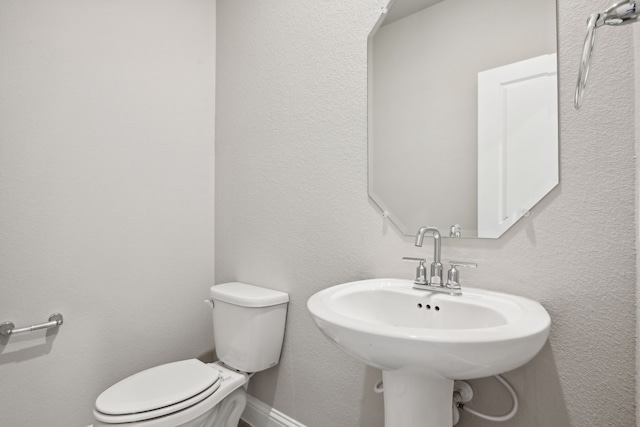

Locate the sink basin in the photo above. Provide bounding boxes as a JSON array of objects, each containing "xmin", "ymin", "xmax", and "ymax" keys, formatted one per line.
[
  {"xmin": 307, "ymin": 278, "xmax": 550, "ymax": 379},
  {"xmin": 307, "ymin": 279, "xmax": 550, "ymax": 426}
]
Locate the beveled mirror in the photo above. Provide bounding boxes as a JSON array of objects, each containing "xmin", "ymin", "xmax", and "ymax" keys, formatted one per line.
[{"xmin": 368, "ymin": 0, "xmax": 559, "ymax": 238}]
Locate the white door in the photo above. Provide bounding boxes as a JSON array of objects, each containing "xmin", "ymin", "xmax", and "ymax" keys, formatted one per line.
[{"xmin": 477, "ymin": 54, "xmax": 558, "ymax": 238}]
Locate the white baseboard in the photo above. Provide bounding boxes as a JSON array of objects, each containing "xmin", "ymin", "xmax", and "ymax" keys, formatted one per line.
[{"xmin": 241, "ymin": 394, "xmax": 307, "ymax": 427}]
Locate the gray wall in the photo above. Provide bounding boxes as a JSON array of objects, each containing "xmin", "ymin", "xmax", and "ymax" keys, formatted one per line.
[
  {"xmin": 0, "ymin": 1, "xmax": 216, "ymax": 426},
  {"xmin": 216, "ymin": 1, "xmax": 636, "ymax": 426}
]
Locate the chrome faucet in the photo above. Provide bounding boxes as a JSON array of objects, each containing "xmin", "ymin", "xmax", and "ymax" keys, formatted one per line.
[
  {"xmin": 415, "ymin": 226, "xmax": 443, "ymax": 286},
  {"xmin": 403, "ymin": 226, "xmax": 477, "ymax": 295},
  {"xmin": 402, "ymin": 226, "xmax": 444, "ymax": 290}
]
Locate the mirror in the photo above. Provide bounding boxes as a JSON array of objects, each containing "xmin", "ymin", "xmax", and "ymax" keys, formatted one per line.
[{"xmin": 368, "ymin": 0, "xmax": 559, "ymax": 238}]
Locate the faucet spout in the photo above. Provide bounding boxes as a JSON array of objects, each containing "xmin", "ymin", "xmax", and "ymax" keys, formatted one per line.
[
  {"xmin": 415, "ymin": 226, "xmax": 441, "ymax": 263},
  {"xmin": 414, "ymin": 227, "xmax": 443, "ymax": 286}
]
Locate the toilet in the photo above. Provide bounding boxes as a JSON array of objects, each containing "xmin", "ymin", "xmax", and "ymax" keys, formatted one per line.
[{"xmin": 92, "ymin": 282, "xmax": 289, "ymax": 427}]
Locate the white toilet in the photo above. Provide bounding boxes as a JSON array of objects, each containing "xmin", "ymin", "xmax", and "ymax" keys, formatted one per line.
[{"xmin": 92, "ymin": 282, "xmax": 289, "ymax": 427}]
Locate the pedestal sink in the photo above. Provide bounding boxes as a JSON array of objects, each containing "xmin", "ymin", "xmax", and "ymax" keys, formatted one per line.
[{"xmin": 307, "ymin": 279, "xmax": 550, "ymax": 426}]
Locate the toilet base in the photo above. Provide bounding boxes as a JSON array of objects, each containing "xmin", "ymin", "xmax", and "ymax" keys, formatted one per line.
[{"xmin": 177, "ymin": 387, "xmax": 246, "ymax": 427}]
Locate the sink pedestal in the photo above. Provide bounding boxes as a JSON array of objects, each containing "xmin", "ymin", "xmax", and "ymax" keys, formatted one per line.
[{"xmin": 382, "ymin": 370, "xmax": 453, "ymax": 426}]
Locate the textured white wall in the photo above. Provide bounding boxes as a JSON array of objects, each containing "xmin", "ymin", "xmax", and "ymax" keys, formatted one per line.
[
  {"xmin": 216, "ymin": 1, "xmax": 636, "ymax": 426},
  {"xmin": 633, "ymin": 19, "xmax": 640, "ymax": 426},
  {"xmin": 0, "ymin": 1, "xmax": 216, "ymax": 426}
]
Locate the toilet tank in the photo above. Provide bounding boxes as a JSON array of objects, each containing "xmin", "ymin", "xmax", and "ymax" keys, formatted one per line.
[{"xmin": 210, "ymin": 282, "xmax": 289, "ymax": 373}]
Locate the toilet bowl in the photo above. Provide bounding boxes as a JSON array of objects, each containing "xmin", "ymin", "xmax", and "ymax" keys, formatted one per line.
[
  {"xmin": 92, "ymin": 283, "xmax": 289, "ymax": 427},
  {"xmin": 93, "ymin": 360, "xmax": 246, "ymax": 427}
]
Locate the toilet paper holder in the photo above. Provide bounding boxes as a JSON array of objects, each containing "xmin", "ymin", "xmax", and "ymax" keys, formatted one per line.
[{"xmin": 0, "ymin": 313, "xmax": 64, "ymax": 337}]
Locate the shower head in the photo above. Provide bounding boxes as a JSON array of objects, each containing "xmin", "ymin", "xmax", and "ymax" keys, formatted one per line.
[{"xmin": 598, "ymin": 0, "xmax": 638, "ymax": 26}]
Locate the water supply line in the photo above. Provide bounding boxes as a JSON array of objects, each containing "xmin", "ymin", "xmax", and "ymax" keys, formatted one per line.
[{"xmin": 457, "ymin": 375, "xmax": 519, "ymax": 423}]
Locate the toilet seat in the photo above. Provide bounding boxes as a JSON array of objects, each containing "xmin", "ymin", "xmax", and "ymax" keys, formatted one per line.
[{"xmin": 94, "ymin": 359, "xmax": 221, "ymax": 424}]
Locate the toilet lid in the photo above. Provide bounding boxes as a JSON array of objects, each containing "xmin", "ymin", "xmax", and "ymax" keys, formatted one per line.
[{"xmin": 95, "ymin": 359, "xmax": 221, "ymax": 421}]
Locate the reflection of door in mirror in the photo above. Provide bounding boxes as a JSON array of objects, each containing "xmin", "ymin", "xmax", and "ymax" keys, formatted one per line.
[
  {"xmin": 477, "ymin": 54, "xmax": 558, "ymax": 238},
  {"xmin": 368, "ymin": 0, "xmax": 558, "ymax": 238}
]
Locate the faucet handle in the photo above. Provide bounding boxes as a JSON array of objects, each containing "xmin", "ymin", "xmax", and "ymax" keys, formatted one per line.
[
  {"xmin": 446, "ymin": 261, "xmax": 477, "ymax": 290},
  {"xmin": 402, "ymin": 257, "xmax": 427, "ymax": 285},
  {"xmin": 449, "ymin": 261, "xmax": 477, "ymax": 269}
]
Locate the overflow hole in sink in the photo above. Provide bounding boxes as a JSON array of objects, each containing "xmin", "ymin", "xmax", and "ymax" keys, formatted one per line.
[
  {"xmin": 426, "ymin": 305, "xmax": 431, "ymax": 310},
  {"xmin": 417, "ymin": 303, "xmax": 422, "ymax": 308},
  {"xmin": 435, "ymin": 306, "xmax": 440, "ymax": 311}
]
